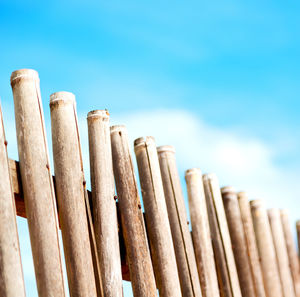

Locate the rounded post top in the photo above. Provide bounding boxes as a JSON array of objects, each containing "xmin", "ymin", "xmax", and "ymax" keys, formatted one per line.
[
  {"xmin": 250, "ymin": 199, "xmax": 264, "ymax": 209},
  {"xmin": 87, "ymin": 109, "xmax": 110, "ymax": 120},
  {"xmin": 267, "ymin": 208, "xmax": 280, "ymax": 218},
  {"xmin": 296, "ymin": 220, "xmax": 300, "ymax": 228},
  {"xmin": 202, "ymin": 172, "xmax": 217, "ymax": 182},
  {"xmin": 110, "ymin": 125, "xmax": 127, "ymax": 134},
  {"xmin": 221, "ymin": 186, "xmax": 236, "ymax": 194},
  {"xmin": 134, "ymin": 136, "xmax": 155, "ymax": 147},
  {"xmin": 157, "ymin": 145, "xmax": 175, "ymax": 154},
  {"xmin": 50, "ymin": 91, "xmax": 75, "ymax": 105},
  {"xmin": 10, "ymin": 69, "xmax": 39, "ymax": 85},
  {"xmin": 185, "ymin": 168, "xmax": 202, "ymax": 177}
]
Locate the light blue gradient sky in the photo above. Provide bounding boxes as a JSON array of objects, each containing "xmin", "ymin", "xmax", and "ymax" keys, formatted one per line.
[{"xmin": 1, "ymin": 1, "xmax": 300, "ymax": 296}]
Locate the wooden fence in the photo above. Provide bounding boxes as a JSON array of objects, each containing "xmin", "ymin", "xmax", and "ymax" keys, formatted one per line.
[{"xmin": 0, "ymin": 68, "xmax": 300, "ymax": 297}]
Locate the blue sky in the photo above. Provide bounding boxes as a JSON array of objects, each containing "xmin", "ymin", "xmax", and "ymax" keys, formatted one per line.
[{"xmin": 1, "ymin": 1, "xmax": 300, "ymax": 296}]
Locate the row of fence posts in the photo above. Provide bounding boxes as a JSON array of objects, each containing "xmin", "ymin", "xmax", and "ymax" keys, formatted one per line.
[{"xmin": 0, "ymin": 68, "xmax": 300, "ymax": 297}]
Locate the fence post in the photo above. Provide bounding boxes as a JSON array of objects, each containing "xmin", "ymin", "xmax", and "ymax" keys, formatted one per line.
[
  {"xmin": 185, "ymin": 168, "xmax": 219, "ymax": 297},
  {"xmin": 268, "ymin": 209, "xmax": 295, "ymax": 297},
  {"xmin": 11, "ymin": 69, "xmax": 65, "ymax": 297},
  {"xmin": 237, "ymin": 192, "xmax": 266, "ymax": 297},
  {"xmin": 134, "ymin": 136, "xmax": 181, "ymax": 297},
  {"xmin": 110, "ymin": 125, "xmax": 157, "ymax": 297},
  {"xmin": 202, "ymin": 174, "xmax": 241, "ymax": 297},
  {"xmin": 50, "ymin": 92, "xmax": 97, "ymax": 297},
  {"xmin": 0, "ymin": 104, "xmax": 26, "ymax": 297},
  {"xmin": 250, "ymin": 200, "xmax": 283, "ymax": 297},
  {"xmin": 157, "ymin": 145, "xmax": 202, "ymax": 297},
  {"xmin": 87, "ymin": 110, "xmax": 123, "ymax": 297},
  {"xmin": 221, "ymin": 187, "xmax": 256, "ymax": 297}
]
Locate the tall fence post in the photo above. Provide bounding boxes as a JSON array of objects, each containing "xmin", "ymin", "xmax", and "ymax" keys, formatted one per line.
[
  {"xmin": 185, "ymin": 168, "xmax": 219, "ymax": 297},
  {"xmin": 157, "ymin": 145, "xmax": 202, "ymax": 297},
  {"xmin": 134, "ymin": 136, "xmax": 181, "ymax": 297},
  {"xmin": 0, "ymin": 104, "xmax": 26, "ymax": 297},
  {"xmin": 250, "ymin": 200, "xmax": 283, "ymax": 297},
  {"xmin": 11, "ymin": 69, "xmax": 65, "ymax": 297},
  {"xmin": 50, "ymin": 92, "xmax": 97, "ymax": 297},
  {"xmin": 110, "ymin": 125, "xmax": 157, "ymax": 297},
  {"xmin": 221, "ymin": 187, "xmax": 256, "ymax": 297},
  {"xmin": 87, "ymin": 110, "xmax": 123, "ymax": 297},
  {"xmin": 297, "ymin": 221, "xmax": 300, "ymax": 259},
  {"xmin": 268, "ymin": 209, "xmax": 295, "ymax": 297},
  {"xmin": 237, "ymin": 192, "xmax": 266, "ymax": 297}
]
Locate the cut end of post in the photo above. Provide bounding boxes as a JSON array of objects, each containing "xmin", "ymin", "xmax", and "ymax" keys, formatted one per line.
[
  {"xmin": 221, "ymin": 186, "xmax": 236, "ymax": 194},
  {"xmin": 279, "ymin": 209, "xmax": 288, "ymax": 217},
  {"xmin": 134, "ymin": 136, "xmax": 155, "ymax": 149},
  {"xmin": 157, "ymin": 145, "xmax": 175, "ymax": 154},
  {"xmin": 50, "ymin": 91, "xmax": 75, "ymax": 105},
  {"xmin": 87, "ymin": 109, "xmax": 110, "ymax": 120},
  {"xmin": 185, "ymin": 168, "xmax": 202, "ymax": 177},
  {"xmin": 110, "ymin": 125, "xmax": 127, "ymax": 134},
  {"xmin": 202, "ymin": 172, "xmax": 217, "ymax": 183},
  {"xmin": 250, "ymin": 199, "xmax": 264, "ymax": 210},
  {"xmin": 296, "ymin": 220, "xmax": 300, "ymax": 229},
  {"xmin": 237, "ymin": 191, "xmax": 248, "ymax": 201},
  {"xmin": 267, "ymin": 208, "xmax": 279, "ymax": 219},
  {"xmin": 10, "ymin": 69, "xmax": 39, "ymax": 86}
]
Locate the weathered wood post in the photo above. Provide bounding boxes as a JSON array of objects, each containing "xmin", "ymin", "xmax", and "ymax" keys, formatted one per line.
[
  {"xmin": 297, "ymin": 221, "xmax": 300, "ymax": 258},
  {"xmin": 134, "ymin": 136, "xmax": 181, "ymax": 297},
  {"xmin": 250, "ymin": 200, "xmax": 283, "ymax": 297},
  {"xmin": 185, "ymin": 168, "xmax": 219, "ymax": 297},
  {"xmin": 221, "ymin": 187, "xmax": 256, "ymax": 297},
  {"xmin": 11, "ymin": 69, "xmax": 65, "ymax": 297},
  {"xmin": 110, "ymin": 125, "xmax": 157, "ymax": 297},
  {"xmin": 50, "ymin": 92, "xmax": 97, "ymax": 297},
  {"xmin": 87, "ymin": 110, "xmax": 123, "ymax": 297},
  {"xmin": 268, "ymin": 209, "xmax": 295, "ymax": 297},
  {"xmin": 202, "ymin": 174, "xmax": 242, "ymax": 297},
  {"xmin": 280, "ymin": 210, "xmax": 300, "ymax": 297},
  {"xmin": 157, "ymin": 145, "xmax": 202, "ymax": 297},
  {"xmin": 0, "ymin": 104, "xmax": 26, "ymax": 297},
  {"xmin": 237, "ymin": 192, "xmax": 266, "ymax": 297}
]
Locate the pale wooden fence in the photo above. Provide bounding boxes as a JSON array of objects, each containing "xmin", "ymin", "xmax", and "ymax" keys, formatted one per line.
[{"xmin": 1, "ymin": 68, "xmax": 300, "ymax": 297}]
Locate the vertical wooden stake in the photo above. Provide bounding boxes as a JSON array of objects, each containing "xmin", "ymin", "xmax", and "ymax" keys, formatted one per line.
[
  {"xmin": 157, "ymin": 146, "xmax": 202, "ymax": 297},
  {"xmin": 268, "ymin": 209, "xmax": 295, "ymax": 297},
  {"xmin": 202, "ymin": 174, "xmax": 242, "ymax": 297},
  {"xmin": 87, "ymin": 110, "xmax": 123, "ymax": 297},
  {"xmin": 297, "ymin": 221, "xmax": 300, "ymax": 259},
  {"xmin": 221, "ymin": 187, "xmax": 256, "ymax": 297},
  {"xmin": 11, "ymin": 69, "xmax": 65, "ymax": 297},
  {"xmin": 134, "ymin": 136, "xmax": 181, "ymax": 297},
  {"xmin": 237, "ymin": 192, "xmax": 266, "ymax": 297},
  {"xmin": 250, "ymin": 200, "xmax": 283, "ymax": 297},
  {"xmin": 0, "ymin": 104, "xmax": 26, "ymax": 297},
  {"xmin": 50, "ymin": 92, "xmax": 97, "ymax": 297},
  {"xmin": 110, "ymin": 125, "xmax": 157, "ymax": 297},
  {"xmin": 280, "ymin": 210, "xmax": 300, "ymax": 297},
  {"xmin": 185, "ymin": 168, "xmax": 219, "ymax": 297}
]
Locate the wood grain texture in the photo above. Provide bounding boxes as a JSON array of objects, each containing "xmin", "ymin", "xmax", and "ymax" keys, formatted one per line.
[
  {"xmin": 157, "ymin": 146, "xmax": 202, "ymax": 297},
  {"xmin": 87, "ymin": 110, "xmax": 123, "ymax": 297},
  {"xmin": 50, "ymin": 92, "xmax": 97, "ymax": 297},
  {"xmin": 221, "ymin": 187, "xmax": 256, "ymax": 297},
  {"xmin": 0, "ymin": 104, "xmax": 25, "ymax": 297},
  {"xmin": 250, "ymin": 200, "xmax": 283, "ymax": 297},
  {"xmin": 111, "ymin": 125, "xmax": 157, "ymax": 297},
  {"xmin": 280, "ymin": 210, "xmax": 300, "ymax": 297},
  {"xmin": 202, "ymin": 174, "xmax": 242, "ymax": 297},
  {"xmin": 11, "ymin": 69, "xmax": 65, "ymax": 297},
  {"xmin": 268, "ymin": 209, "xmax": 295, "ymax": 297},
  {"xmin": 237, "ymin": 192, "xmax": 266, "ymax": 297},
  {"xmin": 134, "ymin": 136, "xmax": 181, "ymax": 297},
  {"xmin": 185, "ymin": 168, "xmax": 219, "ymax": 297}
]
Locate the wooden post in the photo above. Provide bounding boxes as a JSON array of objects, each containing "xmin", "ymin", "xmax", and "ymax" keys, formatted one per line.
[
  {"xmin": 87, "ymin": 110, "xmax": 123, "ymax": 297},
  {"xmin": 11, "ymin": 69, "xmax": 65, "ymax": 297},
  {"xmin": 297, "ymin": 221, "xmax": 300, "ymax": 259},
  {"xmin": 281, "ymin": 210, "xmax": 300, "ymax": 297},
  {"xmin": 221, "ymin": 187, "xmax": 256, "ymax": 297},
  {"xmin": 50, "ymin": 92, "xmax": 97, "ymax": 297},
  {"xmin": 0, "ymin": 104, "xmax": 26, "ymax": 297},
  {"xmin": 237, "ymin": 192, "xmax": 266, "ymax": 297},
  {"xmin": 185, "ymin": 168, "xmax": 219, "ymax": 297},
  {"xmin": 250, "ymin": 200, "xmax": 283, "ymax": 297},
  {"xmin": 110, "ymin": 125, "xmax": 157, "ymax": 297},
  {"xmin": 202, "ymin": 174, "xmax": 242, "ymax": 297},
  {"xmin": 134, "ymin": 136, "xmax": 181, "ymax": 297},
  {"xmin": 157, "ymin": 146, "xmax": 202, "ymax": 297},
  {"xmin": 268, "ymin": 209, "xmax": 295, "ymax": 297}
]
